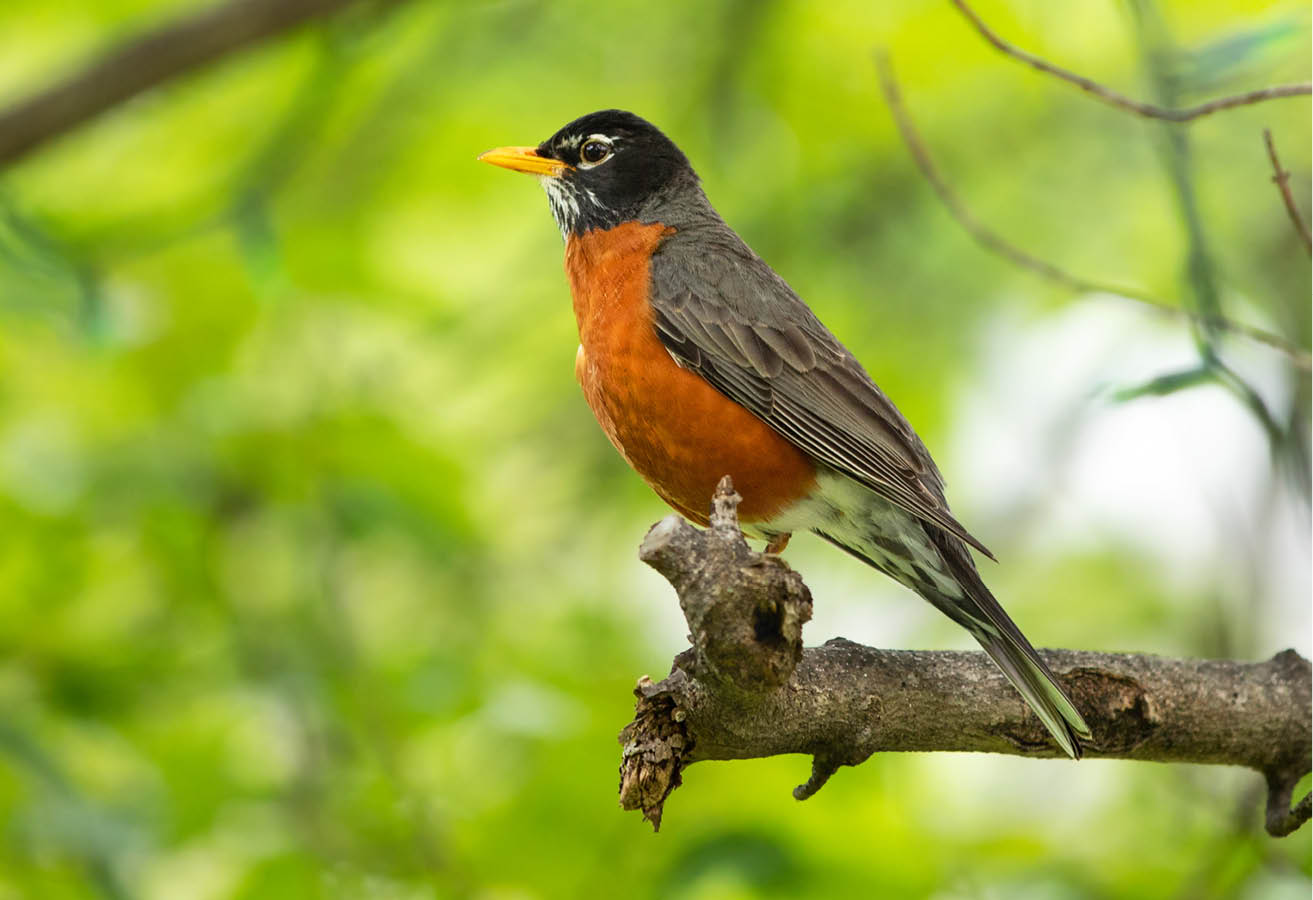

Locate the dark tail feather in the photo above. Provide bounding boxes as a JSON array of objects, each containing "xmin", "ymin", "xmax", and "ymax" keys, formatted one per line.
[
  {"xmin": 969, "ymin": 627, "xmax": 1091, "ymax": 759},
  {"xmin": 923, "ymin": 528, "xmax": 1092, "ymax": 759},
  {"xmin": 817, "ymin": 529, "xmax": 1092, "ymax": 759}
]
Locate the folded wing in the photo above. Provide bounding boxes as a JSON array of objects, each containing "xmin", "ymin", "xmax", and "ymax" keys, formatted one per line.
[{"xmin": 648, "ymin": 228, "xmax": 994, "ymax": 559}]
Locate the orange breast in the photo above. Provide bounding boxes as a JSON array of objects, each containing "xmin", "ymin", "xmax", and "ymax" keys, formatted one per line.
[{"xmin": 565, "ymin": 222, "xmax": 816, "ymax": 525}]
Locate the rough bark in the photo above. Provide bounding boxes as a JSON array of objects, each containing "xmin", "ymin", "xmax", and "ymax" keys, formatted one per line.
[{"xmin": 619, "ymin": 477, "xmax": 1312, "ymax": 837}]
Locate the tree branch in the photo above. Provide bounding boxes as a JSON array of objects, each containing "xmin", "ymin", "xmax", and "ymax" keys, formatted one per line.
[
  {"xmin": 0, "ymin": 0, "xmax": 404, "ymax": 169},
  {"xmin": 949, "ymin": 0, "xmax": 1311, "ymax": 123},
  {"xmin": 872, "ymin": 51, "xmax": 1312, "ymax": 372},
  {"xmin": 1262, "ymin": 128, "xmax": 1312, "ymax": 256},
  {"xmin": 618, "ymin": 477, "xmax": 1312, "ymax": 837}
]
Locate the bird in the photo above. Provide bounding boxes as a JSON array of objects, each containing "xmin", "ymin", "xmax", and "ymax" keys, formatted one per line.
[{"xmin": 479, "ymin": 109, "xmax": 1091, "ymax": 758}]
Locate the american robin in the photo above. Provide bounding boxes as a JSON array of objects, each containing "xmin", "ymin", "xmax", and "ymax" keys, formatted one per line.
[{"xmin": 479, "ymin": 109, "xmax": 1091, "ymax": 758}]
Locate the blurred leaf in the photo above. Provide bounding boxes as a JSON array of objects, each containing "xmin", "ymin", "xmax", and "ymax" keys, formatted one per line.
[
  {"xmin": 1112, "ymin": 364, "xmax": 1216, "ymax": 401},
  {"xmin": 1176, "ymin": 18, "xmax": 1308, "ymax": 95}
]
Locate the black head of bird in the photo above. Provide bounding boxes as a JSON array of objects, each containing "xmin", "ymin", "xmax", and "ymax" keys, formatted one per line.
[{"xmin": 479, "ymin": 109, "xmax": 697, "ymax": 237}]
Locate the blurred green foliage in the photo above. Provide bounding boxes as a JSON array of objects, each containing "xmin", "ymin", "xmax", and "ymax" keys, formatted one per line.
[{"xmin": 0, "ymin": 0, "xmax": 1309, "ymax": 897}]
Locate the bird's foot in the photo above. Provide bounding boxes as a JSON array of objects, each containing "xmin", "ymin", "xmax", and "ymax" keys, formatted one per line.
[{"xmin": 764, "ymin": 533, "xmax": 792, "ymax": 555}]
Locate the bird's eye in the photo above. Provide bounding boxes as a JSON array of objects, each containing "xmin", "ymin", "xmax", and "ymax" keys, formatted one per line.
[{"xmin": 579, "ymin": 137, "xmax": 613, "ymax": 166}]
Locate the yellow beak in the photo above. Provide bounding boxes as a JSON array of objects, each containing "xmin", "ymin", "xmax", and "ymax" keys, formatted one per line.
[{"xmin": 477, "ymin": 145, "xmax": 570, "ymax": 177}]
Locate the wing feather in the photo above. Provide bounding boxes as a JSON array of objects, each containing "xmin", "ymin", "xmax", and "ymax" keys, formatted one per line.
[{"xmin": 649, "ymin": 231, "xmax": 994, "ymax": 559}]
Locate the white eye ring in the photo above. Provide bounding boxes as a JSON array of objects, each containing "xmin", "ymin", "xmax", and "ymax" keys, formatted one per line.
[{"xmin": 577, "ymin": 134, "xmax": 614, "ymax": 168}]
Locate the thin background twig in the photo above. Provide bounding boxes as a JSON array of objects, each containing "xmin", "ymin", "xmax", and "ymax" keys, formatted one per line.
[
  {"xmin": 1262, "ymin": 128, "xmax": 1313, "ymax": 255},
  {"xmin": 949, "ymin": 0, "xmax": 1312, "ymax": 123},
  {"xmin": 872, "ymin": 51, "xmax": 1311, "ymax": 372}
]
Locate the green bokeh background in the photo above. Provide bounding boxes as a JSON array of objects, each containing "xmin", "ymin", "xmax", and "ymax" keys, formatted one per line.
[{"xmin": 0, "ymin": 1, "xmax": 1309, "ymax": 897}]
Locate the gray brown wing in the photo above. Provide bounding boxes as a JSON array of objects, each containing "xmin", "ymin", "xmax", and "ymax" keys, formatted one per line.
[{"xmin": 648, "ymin": 227, "xmax": 994, "ymax": 559}]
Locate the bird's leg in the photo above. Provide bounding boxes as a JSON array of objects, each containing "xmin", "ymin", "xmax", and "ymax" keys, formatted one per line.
[{"xmin": 764, "ymin": 533, "xmax": 792, "ymax": 555}]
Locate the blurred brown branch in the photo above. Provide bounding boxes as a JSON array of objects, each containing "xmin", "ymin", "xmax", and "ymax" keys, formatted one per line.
[
  {"xmin": 949, "ymin": 0, "xmax": 1312, "ymax": 123},
  {"xmin": 872, "ymin": 51, "xmax": 1312, "ymax": 372},
  {"xmin": 0, "ymin": 0, "xmax": 404, "ymax": 169},
  {"xmin": 1263, "ymin": 128, "xmax": 1312, "ymax": 256},
  {"xmin": 619, "ymin": 478, "xmax": 1312, "ymax": 837}
]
